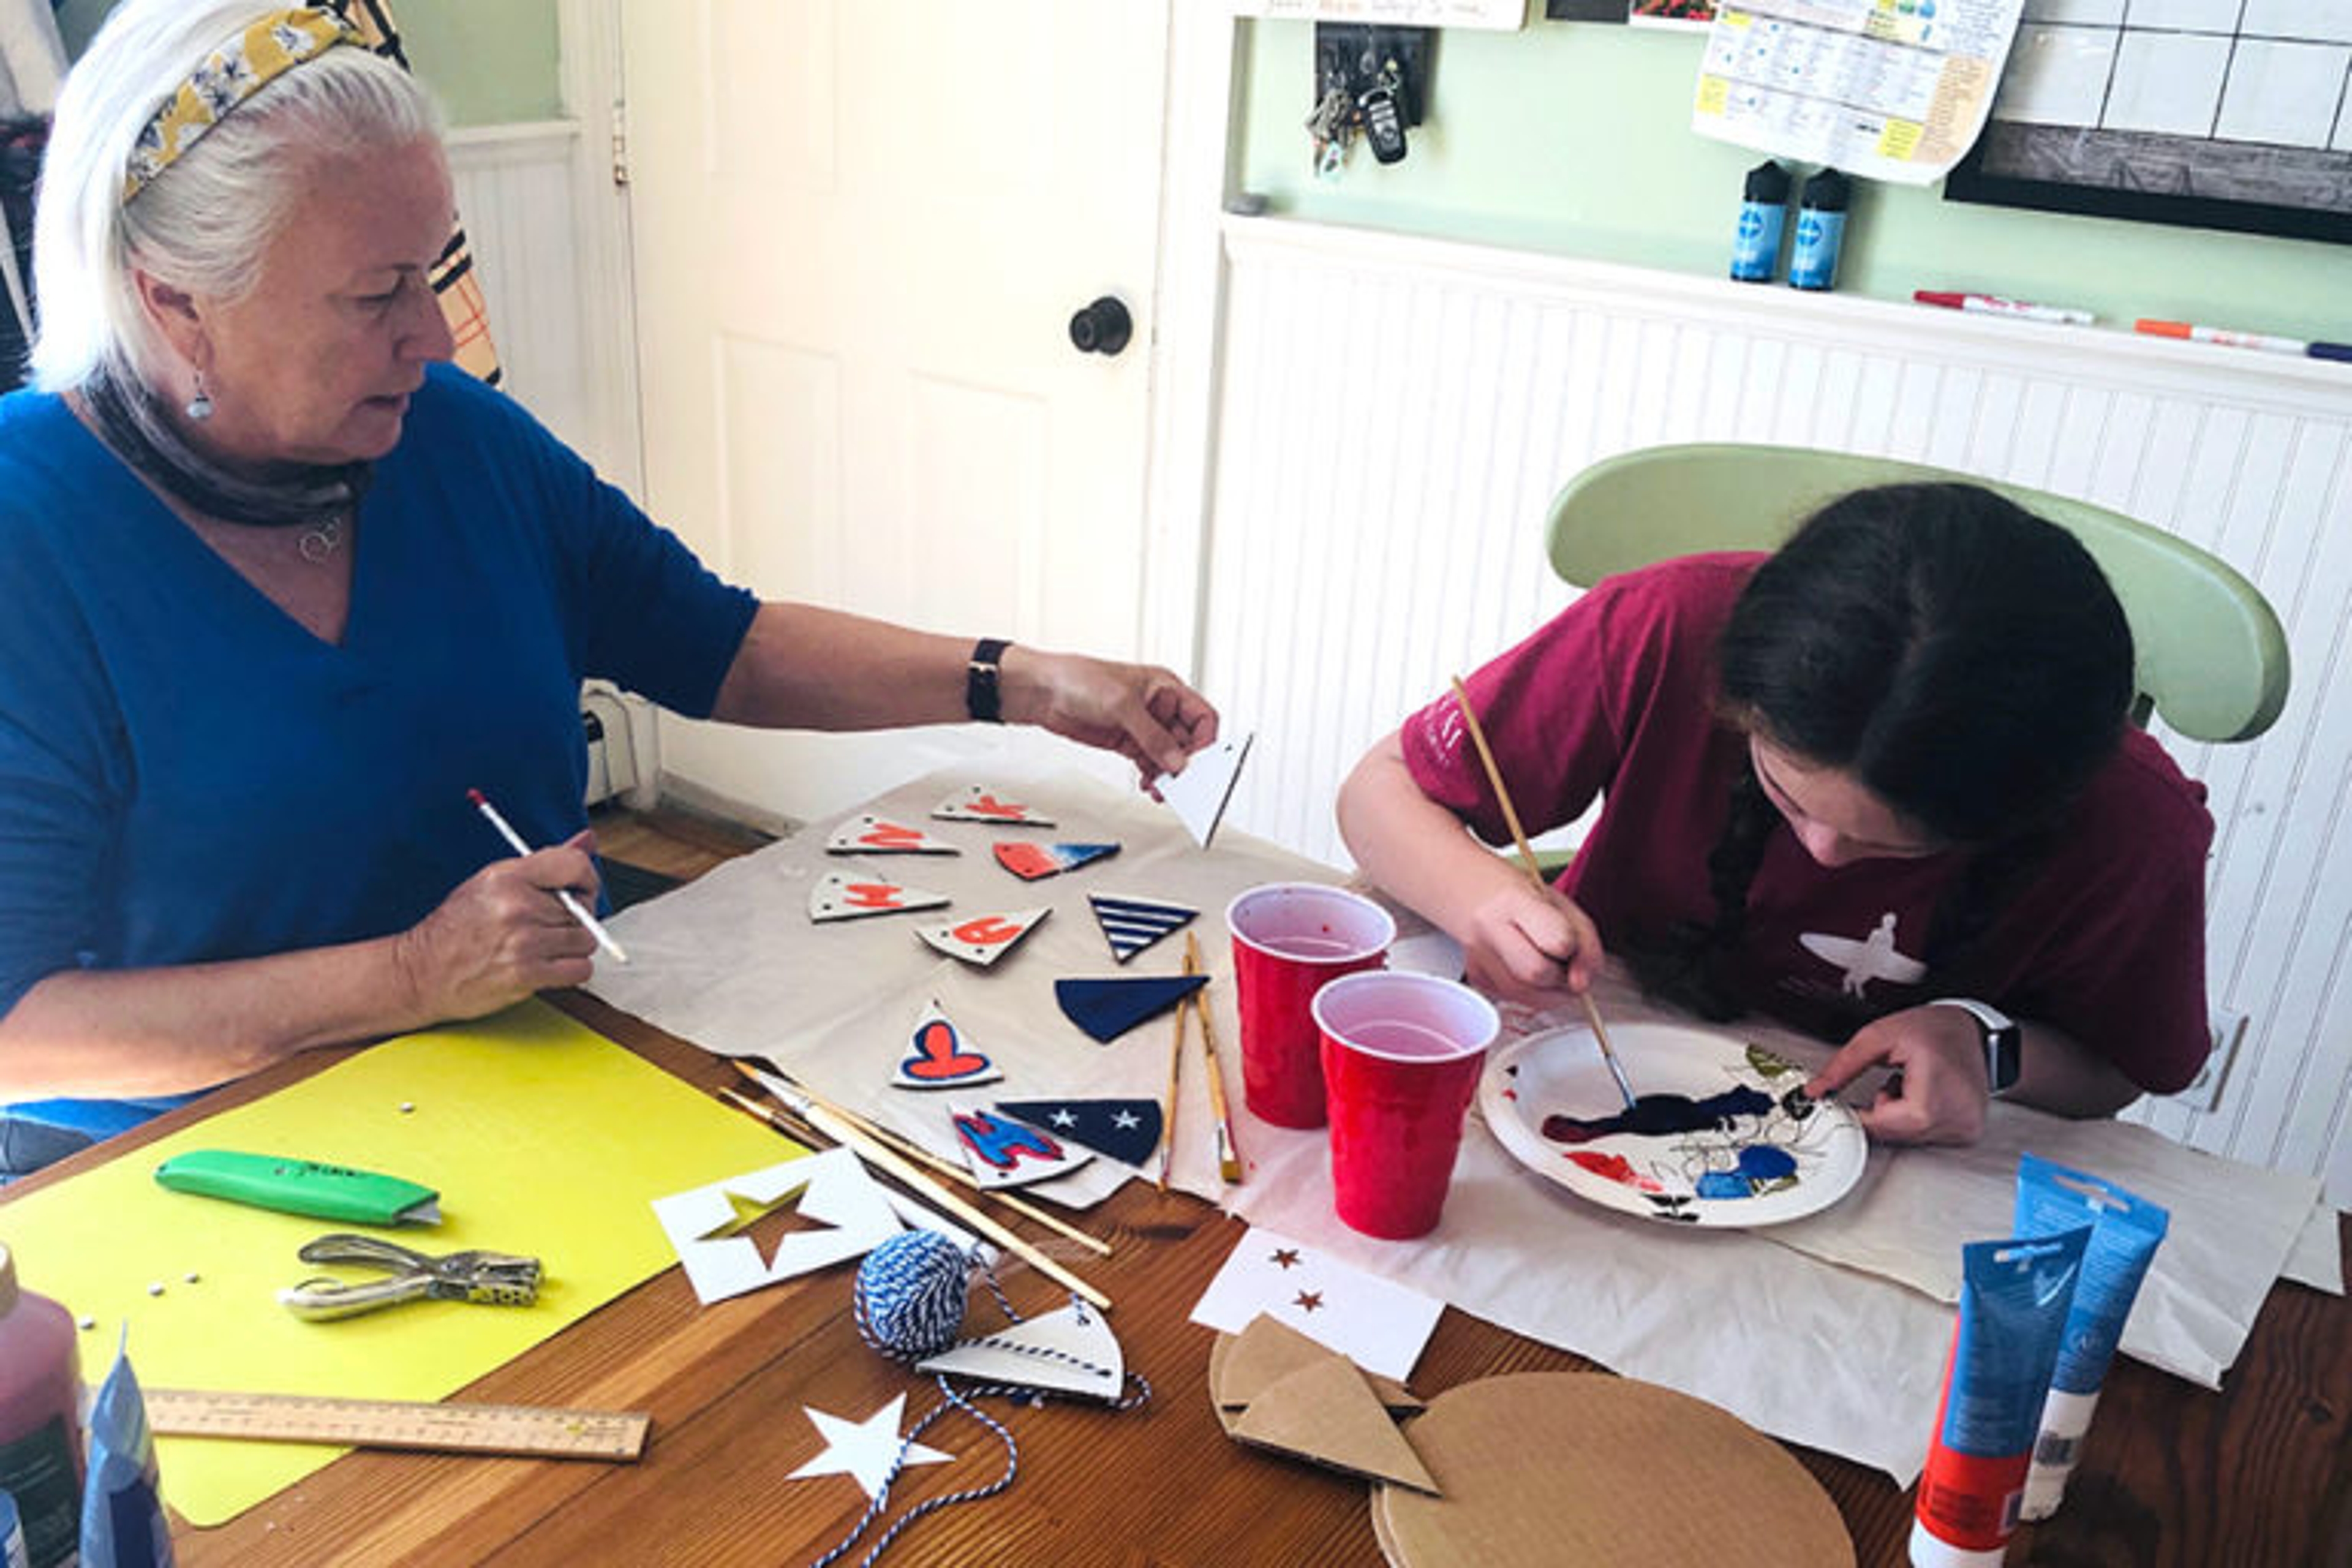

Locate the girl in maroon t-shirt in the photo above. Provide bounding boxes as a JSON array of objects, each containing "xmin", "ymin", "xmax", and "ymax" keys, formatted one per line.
[{"xmin": 1338, "ymin": 483, "xmax": 2213, "ymax": 1147}]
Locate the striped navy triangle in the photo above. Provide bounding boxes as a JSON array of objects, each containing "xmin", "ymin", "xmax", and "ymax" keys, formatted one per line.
[{"xmin": 1088, "ymin": 894, "xmax": 1199, "ymax": 963}]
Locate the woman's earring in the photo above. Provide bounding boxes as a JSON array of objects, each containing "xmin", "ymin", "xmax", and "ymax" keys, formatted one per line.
[{"xmin": 185, "ymin": 372, "xmax": 213, "ymax": 422}]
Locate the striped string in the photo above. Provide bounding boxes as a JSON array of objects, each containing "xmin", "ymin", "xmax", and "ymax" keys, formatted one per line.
[{"xmin": 812, "ymin": 1231, "xmax": 1152, "ymax": 1567}]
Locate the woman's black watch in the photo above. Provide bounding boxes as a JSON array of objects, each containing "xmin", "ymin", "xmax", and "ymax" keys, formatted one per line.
[{"xmin": 1930, "ymin": 998, "xmax": 2022, "ymax": 1097}]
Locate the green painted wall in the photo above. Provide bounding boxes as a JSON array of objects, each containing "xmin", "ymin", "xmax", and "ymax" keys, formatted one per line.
[
  {"xmin": 56, "ymin": 1, "xmax": 562, "ymax": 127},
  {"xmin": 1239, "ymin": 20, "xmax": 2348, "ymax": 346}
]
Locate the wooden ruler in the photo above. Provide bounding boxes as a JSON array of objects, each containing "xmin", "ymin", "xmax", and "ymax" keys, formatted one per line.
[{"xmin": 145, "ymin": 1388, "xmax": 650, "ymax": 1461}]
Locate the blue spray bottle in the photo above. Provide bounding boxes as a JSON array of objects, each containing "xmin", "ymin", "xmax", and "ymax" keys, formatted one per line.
[
  {"xmin": 1789, "ymin": 167, "xmax": 1851, "ymax": 292},
  {"xmin": 1729, "ymin": 159, "xmax": 1790, "ymax": 283}
]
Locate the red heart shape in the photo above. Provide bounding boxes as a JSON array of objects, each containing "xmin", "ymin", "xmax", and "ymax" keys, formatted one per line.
[{"xmin": 902, "ymin": 1019, "xmax": 990, "ymax": 1081}]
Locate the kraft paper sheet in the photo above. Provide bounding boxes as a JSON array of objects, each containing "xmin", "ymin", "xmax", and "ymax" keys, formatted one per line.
[{"xmin": 587, "ymin": 764, "xmax": 2339, "ymax": 1483}]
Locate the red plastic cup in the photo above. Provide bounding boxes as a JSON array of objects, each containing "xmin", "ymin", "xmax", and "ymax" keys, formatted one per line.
[
  {"xmin": 1313, "ymin": 971, "xmax": 1499, "ymax": 1240},
  {"xmin": 1226, "ymin": 883, "xmax": 1396, "ymax": 1129}
]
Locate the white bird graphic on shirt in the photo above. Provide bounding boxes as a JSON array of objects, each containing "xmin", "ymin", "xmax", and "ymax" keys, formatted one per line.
[{"xmin": 1799, "ymin": 911, "xmax": 1928, "ymax": 997}]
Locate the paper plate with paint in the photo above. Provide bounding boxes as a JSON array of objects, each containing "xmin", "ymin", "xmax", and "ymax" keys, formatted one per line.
[{"xmin": 1479, "ymin": 1024, "xmax": 1866, "ymax": 1227}]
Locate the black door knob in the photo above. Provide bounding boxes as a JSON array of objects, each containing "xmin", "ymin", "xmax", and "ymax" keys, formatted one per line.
[{"xmin": 1069, "ymin": 296, "xmax": 1133, "ymax": 356}]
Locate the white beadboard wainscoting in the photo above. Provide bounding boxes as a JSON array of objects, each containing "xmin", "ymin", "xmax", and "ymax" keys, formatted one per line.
[{"xmin": 1199, "ymin": 217, "xmax": 2352, "ymax": 1203}]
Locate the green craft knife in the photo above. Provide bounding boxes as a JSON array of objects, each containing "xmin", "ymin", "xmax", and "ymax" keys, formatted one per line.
[{"xmin": 153, "ymin": 1150, "xmax": 442, "ymax": 1226}]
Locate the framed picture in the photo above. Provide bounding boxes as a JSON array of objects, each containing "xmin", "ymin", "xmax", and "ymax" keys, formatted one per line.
[{"xmin": 1945, "ymin": 10, "xmax": 2352, "ymax": 245}]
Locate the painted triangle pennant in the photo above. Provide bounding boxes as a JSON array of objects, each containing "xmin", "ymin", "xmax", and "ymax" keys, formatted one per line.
[
  {"xmin": 808, "ymin": 871, "xmax": 952, "ymax": 924},
  {"xmin": 892, "ymin": 1001, "xmax": 1002, "ymax": 1091},
  {"xmin": 1055, "ymin": 974, "xmax": 1208, "ymax": 1043},
  {"xmin": 916, "ymin": 1300, "xmax": 1125, "ymax": 1400},
  {"xmin": 993, "ymin": 840, "xmax": 1120, "ymax": 881},
  {"xmin": 826, "ymin": 815, "xmax": 961, "ymax": 855},
  {"xmin": 932, "ymin": 787, "xmax": 1055, "ymax": 827},
  {"xmin": 916, "ymin": 907, "xmax": 1052, "ymax": 967},
  {"xmin": 1153, "ymin": 733, "xmax": 1252, "ymax": 849},
  {"xmin": 1087, "ymin": 894, "xmax": 1199, "ymax": 964},
  {"xmin": 995, "ymin": 1098, "xmax": 1164, "ymax": 1167},
  {"xmin": 949, "ymin": 1102, "xmax": 1094, "ymax": 1189}
]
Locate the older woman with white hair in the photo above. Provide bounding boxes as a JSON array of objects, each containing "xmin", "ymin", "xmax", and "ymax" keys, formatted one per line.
[{"xmin": 0, "ymin": 0, "xmax": 1217, "ymax": 1177}]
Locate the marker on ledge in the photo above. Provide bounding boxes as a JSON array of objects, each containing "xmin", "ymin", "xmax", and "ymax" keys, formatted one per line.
[
  {"xmin": 2135, "ymin": 319, "xmax": 2352, "ymax": 362},
  {"xmin": 1914, "ymin": 290, "xmax": 2094, "ymax": 325},
  {"xmin": 467, "ymin": 788, "xmax": 629, "ymax": 964}
]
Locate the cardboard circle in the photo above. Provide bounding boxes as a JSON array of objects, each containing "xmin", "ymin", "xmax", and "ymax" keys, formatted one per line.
[{"xmin": 1371, "ymin": 1373, "xmax": 1853, "ymax": 1568}]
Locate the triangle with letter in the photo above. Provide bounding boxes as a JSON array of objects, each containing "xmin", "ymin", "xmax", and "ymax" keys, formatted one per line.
[
  {"xmin": 916, "ymin": 907, "xmax": 1052, "ymax": 967},
  {"xmin": 933, "ymin": 786, "xmax": 1055, "ymax": 827},
  {"xmin": 826, "ymin": 815, "xmax": 960, "ymax": 855},
  {"xmin": 808, "ymin": 870, "xmax": 951, "ymax": 923},
  {"xmin": 1088, "ymin": 894, "xmax": 1199, "ymax": 964},
  {"xmin": 949, "ymin": 1103, "xmax": 1094, "ymax": 1189},
  {"xmin": 1055, "ymin": 974, "xmax": 1207, "ymax": 1043}
]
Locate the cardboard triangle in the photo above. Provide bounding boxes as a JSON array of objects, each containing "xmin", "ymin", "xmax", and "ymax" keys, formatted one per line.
[
  {"xmin": 916, "ymin": 1301, "xmax": 1124, "ymax": 1400},
  {"xmin": 826, "ymin": 815, "xmax": 960, "ymax": 855},
  {"xmin": 808, "ymin": 871, "xmax": 952, "ymax": 923},
  {"xmin": 932, "ymin": 787, "xmax": 1054, "ymax": 826},
  {"xmin": 994, "ymin": 1098, "xmax": 1164, "ymax": 1167},
  {"xmin": 1229, "ymin": 1354, "xmax": 1438, "ymax": 1494},
  {"xmin": 1087, "ymin": 894, "xmax": 1199, "ymax": 964},
  {"xmin": 949, "ymin": 1104, "xmax": 1094, "ymax": 1189},
  {"xmin": 916, "ymin": 908, "xmax": 1050, "ymax": 967},
  {"xmin": 1153, "ymin": 733, "xmax": 1251, "ymax": 848},
  {"xmin": 1215, "ymin": 1315, "xmax": 1422, "ymax": 1415},
  {"xmin": 891, "ymin": 1003, "xmax": 1001, "ymax": 1091},
  {"xmin": 1054, "ymin": 974, "xmax": 1207, "ymax": 1043},
  {"xmin": 993, "ymin": 841, "xmax": 1121, "ymax": 881}
]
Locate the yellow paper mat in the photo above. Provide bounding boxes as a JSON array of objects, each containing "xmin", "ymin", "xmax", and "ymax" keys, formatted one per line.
[{"xmin": 0, "ymin": 1000, "xmax": 797, "ymax": 1526}]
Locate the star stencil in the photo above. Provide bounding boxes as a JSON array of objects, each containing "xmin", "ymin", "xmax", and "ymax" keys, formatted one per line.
[{"xmin": 788, "ymin": 1395, "xmax": 951, "ymax": 1500}]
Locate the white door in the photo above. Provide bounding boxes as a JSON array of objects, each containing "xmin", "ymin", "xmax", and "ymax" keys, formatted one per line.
[{"xmin": 617, "ymin": 0, "xmax": 1174, "ymax": 824}]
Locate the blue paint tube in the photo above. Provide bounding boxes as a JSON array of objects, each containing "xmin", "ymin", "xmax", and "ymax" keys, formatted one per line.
[
  {"xmin": 78, "ymin": 1333, "xmax": 172, "ymax": 1568},
  {"xmin": 1910, "ymin": 1226, "xmax": 2089, "ymax": 1568},
  {"xmin": 2011, "ymin": 1153, "xmax": 2169, "ymax": 1521}
]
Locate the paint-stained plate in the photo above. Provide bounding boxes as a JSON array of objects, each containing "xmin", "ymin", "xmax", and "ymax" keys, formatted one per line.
[{"xmin": 1479, "ymin": 1023, "xmax": 1866, "ymax": 1227}]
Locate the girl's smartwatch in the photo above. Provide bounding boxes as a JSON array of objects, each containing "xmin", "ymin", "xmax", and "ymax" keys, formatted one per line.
[{"xmin": 1929, "ymin": 998, "xmax": 2022, "ymax": 1097}]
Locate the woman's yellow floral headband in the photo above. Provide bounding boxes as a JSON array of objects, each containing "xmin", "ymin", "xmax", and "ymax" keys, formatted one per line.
[{"xmin": 122, "ymin": 8, "xmax": 362, "ymax": 202}]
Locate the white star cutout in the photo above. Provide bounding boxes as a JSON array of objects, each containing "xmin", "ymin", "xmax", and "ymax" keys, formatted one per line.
[
  {"xmin": 1050, "ymin": 1109, "xmax": 1078, "ymax": 1127},
  {"xmin": 1111, "ymin": 1110, "xmax": 1140, "ymax": 1129},
  {"xmin": 788, "ymin": 1395, "xmax": 951, "ymax": 1499}
]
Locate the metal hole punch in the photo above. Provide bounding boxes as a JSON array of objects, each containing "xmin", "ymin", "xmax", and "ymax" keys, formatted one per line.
[{"xmin": 277, "ymin": 1234, "xmax": 543, "ymax": 1322}]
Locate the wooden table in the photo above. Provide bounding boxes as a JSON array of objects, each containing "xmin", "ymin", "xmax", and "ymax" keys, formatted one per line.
[{"xmin": 6, "ymin": 989, "xmax": 2342, "ymax": 1568}]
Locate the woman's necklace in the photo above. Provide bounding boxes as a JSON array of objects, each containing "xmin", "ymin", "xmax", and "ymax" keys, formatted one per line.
[{"xmin": 296, "ymin": 513, "xmax": 344, "ymax": 565}]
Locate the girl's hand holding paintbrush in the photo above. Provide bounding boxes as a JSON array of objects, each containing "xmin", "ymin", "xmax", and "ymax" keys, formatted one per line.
[
  {"xmin": 1458, "ymin": 875, "xmax": 1608, "ymax": 1008},
  {"xmin": 1339, "ymin": 728, "xmax": 1608, "ymax": 1009}
]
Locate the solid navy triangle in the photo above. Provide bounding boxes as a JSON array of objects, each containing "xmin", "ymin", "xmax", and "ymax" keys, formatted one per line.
[
  {"xmin": 995, "ymin": 1098, "xmax": 1164, "ymax": 1167},
  {"xmin": 1054, "ymin": 974, "xmax": 1208, "ymax": 1043},
  {"xmin": 1087, "ymin": 894, "xmax": 1199, "ymax": 964}
]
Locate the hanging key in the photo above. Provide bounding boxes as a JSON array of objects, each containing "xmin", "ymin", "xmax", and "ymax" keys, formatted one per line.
[{"xmin": 1360, "ymin": 58, "xmax": 1408, "ymax": 165}]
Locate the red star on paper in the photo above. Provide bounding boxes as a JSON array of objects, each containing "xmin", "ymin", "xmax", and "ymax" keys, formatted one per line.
[
  {"xmin": 1294, "ymin": 1290, "xmax": 1324, "ymax": 1313},
  {"xmin": 1270, "ymin": 1248, "xmax": 1302, "ymax": 1270}
]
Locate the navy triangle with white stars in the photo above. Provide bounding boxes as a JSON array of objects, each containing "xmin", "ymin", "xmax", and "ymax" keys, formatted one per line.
[
  {"xmin": 995, "ymin": 1098, "xmax": 1164, "ymax": 1167},
  {"xmin": 1087, "ymin": 894, "xmax": 1199, "ymax": 964}
]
